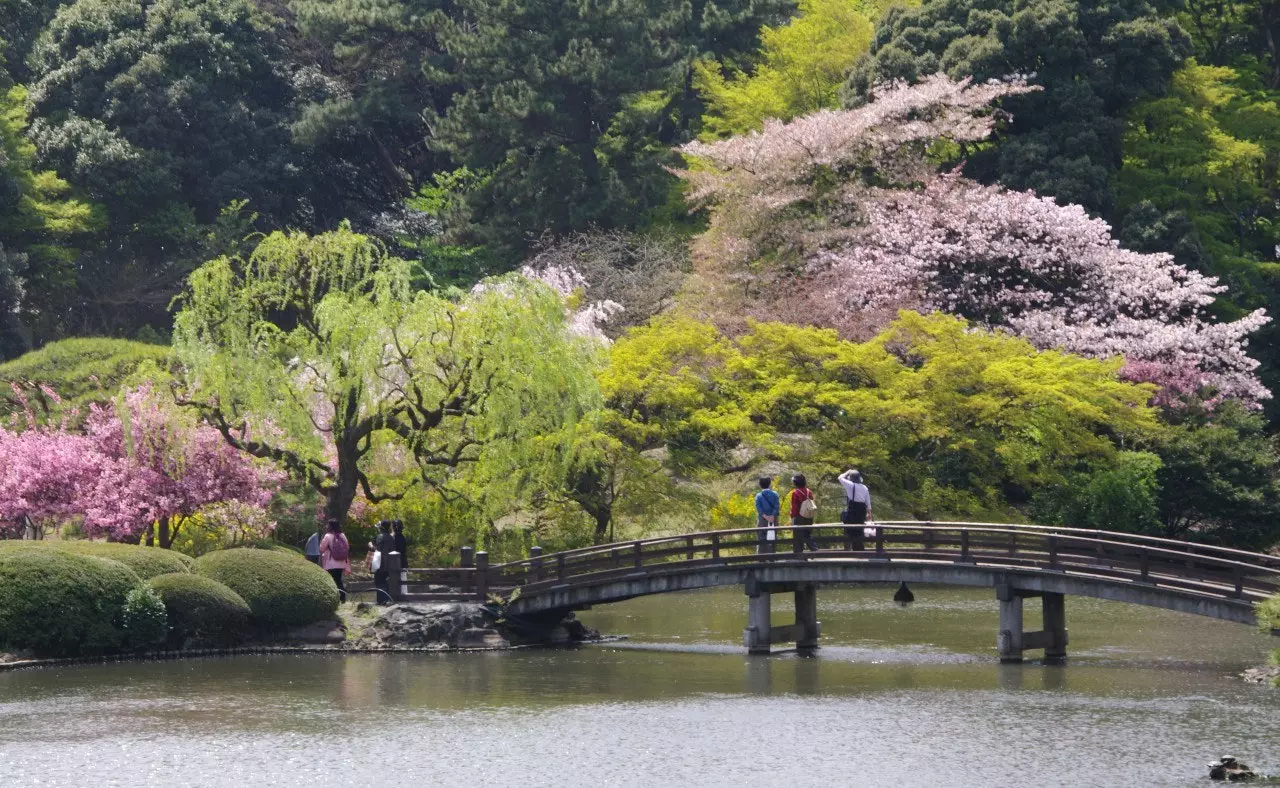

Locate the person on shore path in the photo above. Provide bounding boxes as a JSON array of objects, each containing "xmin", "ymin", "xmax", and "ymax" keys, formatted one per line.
[
  {"xmin": 789, "ymin": 474, "xmax": 818, "ymax": 551},
  {"xmin": 304, "ymin": 527, "xmax": 322, "ymax": 565},
  {"xmin": 392, "ymin": 519, "xmax": 408, "ymax": 569},
  {"xmin": 369, "ymin": 521, "xmax": 395, "ymax": 605},
  {"xmin": 319, "ymin": 519, "xmax": 350, "ymax": 602},
  {"xmin": 838, "ymin": 469, "xmax": 872, "ymax": 550},
  {"xmin": 754, "ymin": 476, "xmax": 780, "ymax": 554}
]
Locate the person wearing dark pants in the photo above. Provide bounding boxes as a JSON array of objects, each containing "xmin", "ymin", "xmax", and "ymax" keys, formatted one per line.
[
  {"xmin": 369, "ymin": 520, "xmax": 395, "ymax": 605},
  {"xmin": 839, "ymin": 469, "xmax": 872, "ymax": 550},
  {"xmin": 392, "ymin": 520, "xmax": 408, "ymax": 568},
  {"xmin": 754, "ymin": 476, "xmax": 780, "ymax": 554},
  {"xmin": 319, "ymin": 519, "xmax": 350, "ymax": 602},
  {"xmin": 789, "ymin": 474, "xmax": 818, "ymax": 551}
]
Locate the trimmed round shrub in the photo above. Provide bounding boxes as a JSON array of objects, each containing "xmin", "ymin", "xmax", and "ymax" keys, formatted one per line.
[
  {"xmin": 0, "ymin": 540, "xmax": 193, "ymax": 579},
  {"xmin": 57, "ymin": 542, "xmax": 192, "ymax": 580},
  {"xmin": 121, "ymin": 585, "xmax": 168, "ymax": 650},
  {"xmin": 195, "ymin": 548, "xmax": 339, "ymax": 629},
  {"xmin": 0, "ymin": 550, "xmax": 140, "ymax": 657},
  {"xmin": 148, "ymin": 573, "xmax": 251, "ymax": 647}
]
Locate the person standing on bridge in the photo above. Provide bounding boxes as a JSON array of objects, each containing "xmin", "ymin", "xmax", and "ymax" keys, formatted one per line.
[
  {"xmin": 392, "ymin": 519, "xmax": 409, "ymax": 569},
  {"xmin": 754, "ymin": 476, "xmax": 780, "ymax": 554},
  {"xmin": 789, "ymin": 474, "xmax": 819, "ymax": 551},
  {"xmin": 838, "ymin": 469, "xmax": 872, "ymax": 550}
]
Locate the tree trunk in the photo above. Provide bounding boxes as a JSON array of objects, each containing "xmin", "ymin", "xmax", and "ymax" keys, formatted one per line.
[
  {"xmin": 158, "ymin": 516, "xmax": 172, "ymax": 549},
  {"xmin": 145, "ymin": 522, "xmax": 155, "ymax": 547}
]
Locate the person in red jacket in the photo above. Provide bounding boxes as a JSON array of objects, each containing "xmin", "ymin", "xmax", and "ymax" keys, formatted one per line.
[{"xmin": 789, "ymin": 474, "xmax": 818, "ymax": 552}]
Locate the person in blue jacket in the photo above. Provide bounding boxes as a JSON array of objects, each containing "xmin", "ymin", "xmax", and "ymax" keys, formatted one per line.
[{"xmin": 754, "ymin": 476, "xmax": 780, "ymax": 554}]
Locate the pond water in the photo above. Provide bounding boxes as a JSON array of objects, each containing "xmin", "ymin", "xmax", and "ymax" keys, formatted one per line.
[{"xmin": 0, "ymin": 585, "xmax": 1276, "ymax": 787}]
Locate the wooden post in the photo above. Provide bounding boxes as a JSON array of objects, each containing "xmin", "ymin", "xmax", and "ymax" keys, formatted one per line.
[
  {"xmin": 744, "ymin": 585, "xmax": 771, "ymax": 654},
  {"xmin": 633, "ymin": 541, "xmax": 643, "ymax": 569},
  {"xmin": 711, "ymin": 532, "xmax": 721, "ymax": 559},
  {"xmin": 686, "ymin": 536, "xmax": 695, "ymax": 560},
  {"xmin": 1048, "ymin": 535, "xmax": 1059, "ymax": 569},
  {"xmin": 996, "ymin": 586, "xmax": 1024, "ymax": 663},
  {"xmin": 1139, "ymin": 549, "xmax": 1150, "ymax": 582},
  {"xmin": 875, "ymin": 527, "xmax": 885, "ymax": 556},
  {"xmin": 460, "ymin": 546, "xmax": 474, "ymax": 568},
  {"xmin": 384, "ymin": 551, "xmax": 403, "ymax": 602},
  {"xmin": 1043, "ymin": 592, "xmax": 1067, "ymax": 662},
  {"xmin": 795, "ymin": 584, "xmax": 819, "ymax": 651},
  {"xmin": 557, "ymin": 552, "xmax": 567, "ymax": 580},
  {"xmin": 530, "ymin": 546, "xmax": 543, "ymax": 583},
  {"xmin": 475, "ymin": 551, "xmax": 489, "ymax": 602},
  {"xmin": 959, "ymin": 529, "xmax": 970, "ymax": 563}
]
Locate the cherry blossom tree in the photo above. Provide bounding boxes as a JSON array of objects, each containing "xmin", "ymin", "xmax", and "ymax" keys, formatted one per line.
[
  {"xmin": 0, "ymin": 384, "xmax": 280, "ymax": 547},
  {"xmin": 674, "ymin": 74, "xmax": 1271, "ymax": 404},
  {"xmin": 78, "ymin": 386, "xmax": 281, "ymax": 547}
]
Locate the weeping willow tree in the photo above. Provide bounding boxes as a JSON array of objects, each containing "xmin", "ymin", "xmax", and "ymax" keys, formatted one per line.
[{"xmin": 171, "ymin": 224, "xmax": 601, "ymax": 524}]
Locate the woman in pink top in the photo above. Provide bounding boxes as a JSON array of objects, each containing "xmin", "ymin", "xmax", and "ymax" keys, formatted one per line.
[{"xmin": 319, "ymin": 519, "xmax": 350, "ymax": 602}]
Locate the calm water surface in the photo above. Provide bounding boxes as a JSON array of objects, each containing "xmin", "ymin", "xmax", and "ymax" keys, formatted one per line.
[{"xmin": 0, "ymin": 585, "xmax": 1277, "ymax": 787}]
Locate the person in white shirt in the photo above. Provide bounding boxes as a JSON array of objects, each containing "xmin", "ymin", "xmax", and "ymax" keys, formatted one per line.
[{"xmin": 838, "ymin": 469, "xmax": 872, "ymax": 550}]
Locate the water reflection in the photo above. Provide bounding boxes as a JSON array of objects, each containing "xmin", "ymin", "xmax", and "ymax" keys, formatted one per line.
[{"xmin": 0, "ymin": 586, "xmax": 1275, "ymax": 787}]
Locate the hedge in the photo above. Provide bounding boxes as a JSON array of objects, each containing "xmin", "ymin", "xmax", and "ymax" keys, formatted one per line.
[
  {"xmin": 0, "ymin": 550, "xmax": 140, "ymax": 657},
  {"xmin": 58, "ymin": 542, "xmax": 193, "ymax": 579},
  {"xmin": 194, "ymin": 548, "xmax": 339, "ymax": 629},
  {"xmin": 0, "ymin": 540, "xmax": 192, "ymax": 580},
  {"xmin": 148, "ymin": 573, "xmax": 252, "ymax": 647}
]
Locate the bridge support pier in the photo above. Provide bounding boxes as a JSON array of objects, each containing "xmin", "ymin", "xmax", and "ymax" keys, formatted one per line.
[
  {"xmin": 744, "ymin": 578, "xmax": 821, "ymax": 654},
  {"xmin": 997, "ymin": 584, "xmax": 1068, "ymax": 663}
]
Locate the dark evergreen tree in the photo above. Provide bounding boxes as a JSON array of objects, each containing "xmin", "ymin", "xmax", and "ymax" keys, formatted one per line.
[
  {"xmin": 23, "ymin": 0, "xmax": 299, "ymax": 336},
  {"xmin": 427, "ymin": 0, "xmax": 791, "ymax": 256}
]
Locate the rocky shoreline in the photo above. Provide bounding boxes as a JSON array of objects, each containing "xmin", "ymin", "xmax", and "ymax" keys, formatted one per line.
[
  {"xmin": 0, "ymin": 602, "xmax": 607, "ymax": 671},
  {"xmin": 1242, "ymin": 664, "xmax": 1280, "ymax": 686}
]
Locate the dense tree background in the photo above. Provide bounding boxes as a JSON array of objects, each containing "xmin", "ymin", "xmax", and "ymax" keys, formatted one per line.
[{"xmin": 1, "ymin": 0, "xmax": 1279, "ymax": 554}]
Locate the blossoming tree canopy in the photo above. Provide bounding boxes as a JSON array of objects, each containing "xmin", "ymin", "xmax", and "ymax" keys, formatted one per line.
[
  {"xmin": 673, "ymin": 74, "xmax": 1271, "ymax": 404},
  {"xmin": 79, "ymin": 386, "xmax": 281, "ymax": 547},
  {"xmin": 0, "ymin": 385, "xmax": 280, "ymax": 546},
  {"xmin": 172, "ymin": 225, "xmax": 602, "ymax": 525}
]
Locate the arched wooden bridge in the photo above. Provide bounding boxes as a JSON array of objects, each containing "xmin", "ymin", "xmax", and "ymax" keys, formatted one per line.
[{"xmin": 394, "ymin": 522, "xmax": 1280, "ymax": 661}]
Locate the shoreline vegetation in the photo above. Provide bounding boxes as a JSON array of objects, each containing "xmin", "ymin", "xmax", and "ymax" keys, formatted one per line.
[{"xmin": 0, "ymin": 600, "xmax": 607, "ymax": 672}]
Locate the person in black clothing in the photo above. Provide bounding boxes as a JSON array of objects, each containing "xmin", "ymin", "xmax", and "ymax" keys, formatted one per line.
[
  {"xmin": 369, "ymin": 520, "xmax": 395, "ymax": 605},
  {"xmin": 392, "ymin": 519, "xmax": 408, "ymax": 569}
]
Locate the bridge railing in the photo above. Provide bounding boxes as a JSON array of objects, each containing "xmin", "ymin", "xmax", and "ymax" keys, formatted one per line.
[{"xmin": 404, "ymin": 522, "xmax": 1280, "ymax": 605}]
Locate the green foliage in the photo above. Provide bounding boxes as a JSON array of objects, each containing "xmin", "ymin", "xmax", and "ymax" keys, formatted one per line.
[
  {"xmin": 194, "ymin": 548, "xmax": 338, "ymax": 629},
  {"xmin": 1257, "ymin": 593, "xmax": 1280, "ymax": 633},
  {"xmin": 0, "ymin": 337, "xmax": 169, "ymax": 425},
  {"xmin": 0, "ymin": 85, "xmax": 102, "ymax": 357},
  {"xmin": 695, "ymin": 0, "xmax": 875, "ymax": 137},
  {"xmin": 147, "ymin": 572, "xmax": 251, "ymax": 647},
  {"xmin": 1152, "ymin": 401, "xmax": 1280, "ymax": 549},
  {"xmin": 24, "ymin": 0, "xmax": 298, "ymax": 340},
  {"xmin": 173, "ymin": 225, "xmax": 600, "ymax": 525},
  {"xmin": 1115, "ymin": 61, "xmax": 1280, "ymax": 419},
  {"xmin": 0, "ymin": 549, "xmax": 139, "ymax": 656},
  {"xmin": 55, "ymin": 541, "xmax": 193, "ymax": 580},
  {"xmin": 120, "ymin": 583, "xmax": 168, "ymax": 650},
  {"xmin": 845, "ymin": 0, "xmax": 1191, "ymax": 213},
  {"xmin": 1033, "ymin": 451, "xmax": 1165, "ymax": 532},
  {"xmin": 427, "ymin": 0, "xmax": 680, "ymax": 254},
  {"xmin": 607, "ymin": 311, "xmax": 1160, "ymax": 516}
]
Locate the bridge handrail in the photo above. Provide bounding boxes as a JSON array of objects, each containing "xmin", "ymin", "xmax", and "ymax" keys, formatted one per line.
[{"xmin": 481, "ymin": 522, "xmax": 1280, "ymax": 579}]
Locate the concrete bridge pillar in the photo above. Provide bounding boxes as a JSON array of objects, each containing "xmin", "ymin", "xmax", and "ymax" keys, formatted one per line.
[
  {"xmin": 744, "ymin": 577, "xmax": 821, "ymax": 654},
  {"xmin": 997, "ymin": 584, "xmax": 1068, "ymax": 663}
]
